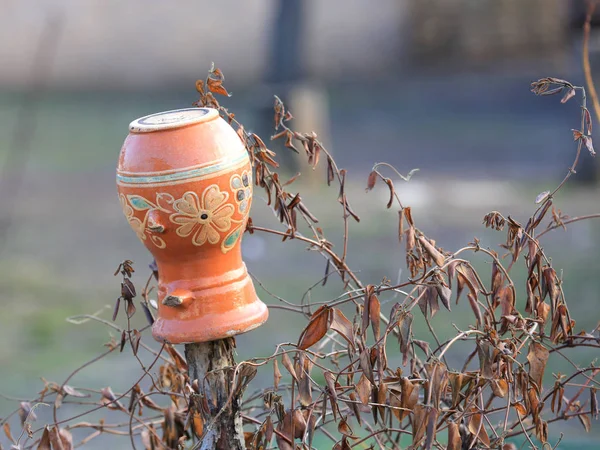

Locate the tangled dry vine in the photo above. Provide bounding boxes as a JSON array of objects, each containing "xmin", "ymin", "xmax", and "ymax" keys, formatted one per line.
[{"xmin": 3, "ymin": 26, "xmax": 600, "ymax": 450}]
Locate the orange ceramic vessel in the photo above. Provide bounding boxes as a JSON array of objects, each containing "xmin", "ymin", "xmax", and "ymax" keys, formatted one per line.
[{"xmin": 116, "ymin": 108, "xmax": 268, "ymax": 344}]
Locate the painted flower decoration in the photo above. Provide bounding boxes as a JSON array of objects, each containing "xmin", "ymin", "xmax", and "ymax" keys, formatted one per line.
[
  {"xmin": 230, "ymin": 170, "xmax": 252, "ymax": 214},
  {"xmin": 170, "ymin": 185, "xmax": 234, "ymax": 246},
  {"xmin": 119, "ymin": 193, "xmax": 146, "ymax": 241}
]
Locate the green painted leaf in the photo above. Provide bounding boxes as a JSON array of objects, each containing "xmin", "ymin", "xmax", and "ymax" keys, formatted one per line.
[
  {"xmin": 225, "ymin": 229, "xmax": 241, "ymax": 247},
  {"xmin": 128, "ymin": 195, "xmax": 153, "ymax": 211}
]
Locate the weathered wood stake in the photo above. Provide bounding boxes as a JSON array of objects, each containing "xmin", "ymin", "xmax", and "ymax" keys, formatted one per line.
[{"xmin": 185, "ymin": 338, "xmax": 245, "ymax": 450}]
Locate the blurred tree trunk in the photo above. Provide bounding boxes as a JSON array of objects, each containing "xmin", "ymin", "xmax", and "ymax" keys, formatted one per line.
[{"xmin": 258, "ymin": 0, "xmax": 305, "ymax": 173}]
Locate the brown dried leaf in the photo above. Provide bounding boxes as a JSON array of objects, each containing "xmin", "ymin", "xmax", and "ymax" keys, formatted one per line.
[
  {"xmin": 333, "ymin": 437, "xmax": 352, "ymax": 450},
  {"xmin": 165, "ymin": 345, "xmax": 188, "ymax": 372},
  {"xmin": 140, "ymin": 393, "xmax": 163, "ymax": 412},
  {"xmin": 447, "ymin": 422, "xmax": 461, "ymax": 450},
  {"xmin": 389, "ymin": 392, "xmax": 403, "ymax": 422},
  {"xmin": 112, "ymin": 297, "xmax": 120, "ymax": 321},
  {"xmin": 277, "ymin": 409, "xmax": 307, "ymax": 448},
  {"xmin": 542, "ymin": 266, "xmax": 559, "ymax": 305},
  {"xmin": 425, "ymin": 362, "xmax": 448, "ymax": 409},
  {"xmin": 101, "ymin": 386, "xmax": 123, "ymax": 411},
  {"xmin": 125, "ymin": 299, "xmax": 136, "ymax": 319},
  {"xmin": 3, "ymin": 423, "xmax": 15, "ymax": 445},
  {"xmin": 584, "ymin": 135, "xmax": 596, "ymax": 156},
  {"xmin": 436, "ymin": 283, "xmax": 452, "ymax": 311},
  {"xmin": 447, "ymin": 260, "xmax": 459, "ymax": 290},
  {"xmin": 456, "ymin": 272, "xmax": 466, "ymax": 304},
  {"xmin": 418, "ymin": 236, "xmax": 445, "ymax": 267},
  {"xmin": 535, "ymin": 190, "xmax": 551, "ymax": 204},
  {"xmin": 404, "ymin": 206, "xmax": 414, "ymax": 226},
  {"xmin": 535, "ymin": 418, "xmax": 548, "ymax": 443},
  {"xmin": 330, "ymin": 308, "xmax": 355, "ymax": 350},
  {"xmin": 423, "ymin": 407, "xmax": 439, "ymax": 450},
  {"xmin": 273, "ymin": 359, "xmax": 282, "ymax": 390},
  {"xmin": 369, "ymin": 294, "xmax": 381, "ymax": 341},
  {"xmin": 551, "ymin": 304, "xmax": 574, "ymax": 343},
  {"xmin": 491, "ymin": 378, "xmax": 509, "ymax": 398},
  {"xmin": 397, "ymin": 311, "xmax": 413, "ymax": 367},
  {"xmin": 131, "ymin": 329, "xmax": 141, "ymax": 356},
  {"xmin": 326, "ymin": 157, "xmax": 335, "ymax": 186},
  {"xmin": 413, "ymin": 339, "xmax": 430, "ymax": 356},
  {"xmin": 498, "ymin": 286, "xmax": 515, "ymax": 333},
  {"xmin": 406, "ymin": 226, "xmax": 416, "ymax": 253},
  {"xmin": 281, "ymin": 353, "xmax": 298, "ymax": 382},
  {"xmin": 359, "ymin": 349, "xmax": 375, "ymax": 384},
  {"xmin": 62, "ymin": 385, "xmax": 87, "ymax": 398},
  {"xmin": 456, "ymin": 264, "xmax": 479, "ymax": 298},
  {"xmin": 324, "ymin": 371, "xmax": 338, "ymax": 402},
  {"xmin": 394, "ymin": 210, "xmax": 404, "ymax": 246},
  {"xmin": 561, "ymin": 88, "xmax": 576, "ymax": 103},
  {"xmin": 297, "ymin": 305, "xmax": 329, "ymax": 350},
  {"xmin": 551, "ymin": 383, "xmax": 564, "ymax": 414},
  {"xmin": 366, "ymin": 171, "xmax": 377, "ymax": 191},
  {"xmin": 296, "ymin": 354, "xmax": 313, "ymax": 407},
  {"xmin": 416, "ymin": 286, "xmax": 429, "ymax": 318},
  {"xmin": 338, "ymin": 417, "xmax": 355, "ymax": 437},
  {"xmin": 348, "ymin": 392, "xmax": 362, "ymax": 426},
  {"xmin": 468, "ymin": 293, "xmax": 483, "ymax": 327},
  {"xmin": 121, "ymin": 278, "xmax": 136, "ymax": 300},
  {"xmin": 412, "ymin": 404, "xmax": 428, "ymax": 447},
  {"xmin": 207, "ymin": 79, "xmax": 230, "ymax": 97},
  {"xmin": 19, "ymin": 401, "xmax": 37, "ymax": 427},
  {"xmin": 513, "ymin": 401, "xmax": 527, "ymax": 416},
  {"xmin": 356, "ymin": 374, "xmax": 372, "ymax": 406},
  {"xmin": 362, "ymin": 285, "xmax": 375, "ymax": 335},
  {"xmin": 578, "ymin": 410, "xmax": 592, "ymax": 432},
  {"xmin": 466, "ymin": 408, "xmax": 490, "ymax": 447},
  {"xmin": 262, "ymin": 415, "xmax": 274, "ymax": 446},
  {"xmin": 427, "ymin": 286, "xmax": 440, "ymax": 318},
  {"xmin": 49, "ymin": 426, "xmax": 65, "ymax": 450},
  {"xmin": 376, "ymin": 381, "xmax": 388, "ymax": 423},
  {"xmin": 234, "ymin": 364, "xmax": 258, "ymax": 397},
  {"xmin": 37, "ymin": 427, "xmax": 51, "ymax": 450},
  {"xmin": 400, "ymin": 377, "xmax": 418, "ymax": 421},
  {"xmin": 120, "ymin": 330, "xmax": 127, "ymax": 353},
  {"xmin": 477, "ymin": 340, "xmax": 494, "ymax": 379},
  {"xmin": 284, "ymin": 131, "xmax": 298, "ymax": 153},
  {"xmin": 527, "ymin": 342, "xmax": 549, "ymax": 390},
  {"xmin": 585, "ymin": 108, "xmax": 593, "ymax": 135},
  {"xmin": 384, "ymin": 178, "xmax": 395, "ymax": 208},
  {"xmin": 54, "ymin": 393, "xmax": 63, "ymax": 410},
  {"xmin": 537, "ymin": 301, "xmax": 550, "ymax": 324},
  {"xmin": 59, "ymin": 428, "xmax": 73, "ymax": 450},
  {"xmin": 128, "ymin": 384, "xmax": 140, "ymax": 413},
  {"xmin": 448, "ymin": 372, "xmax": 464, "ymax": 408}
]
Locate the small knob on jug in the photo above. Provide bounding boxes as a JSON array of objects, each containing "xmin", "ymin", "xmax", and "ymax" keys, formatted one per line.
[
  {"xmin": 147, "ymin": 210, "xmax": 165, "ymax": 233},
  {"xmin": 162, "ymin": 289, "xmax": 193, "ymax": 307}
]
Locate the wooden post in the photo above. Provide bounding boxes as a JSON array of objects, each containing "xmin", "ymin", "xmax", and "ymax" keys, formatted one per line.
[{"xmin": 185, "ymin": 338, "xmax": 245, "ymax": 450}]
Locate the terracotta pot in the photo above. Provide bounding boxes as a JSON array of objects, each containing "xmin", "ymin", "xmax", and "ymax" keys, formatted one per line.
[{"xmin": 116, "ymin": 108, "xmax": 268, "ymax": 344}]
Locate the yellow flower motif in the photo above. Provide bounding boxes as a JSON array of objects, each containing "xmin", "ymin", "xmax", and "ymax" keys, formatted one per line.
[{"xmin": 170, "ymin": 186, "xmax": 234, "ymax": 246}]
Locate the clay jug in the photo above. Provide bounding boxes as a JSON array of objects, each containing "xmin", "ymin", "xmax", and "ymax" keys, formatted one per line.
[{"xmin": 116, "ymin": 108, "xmax": 268, "ymax": 343}]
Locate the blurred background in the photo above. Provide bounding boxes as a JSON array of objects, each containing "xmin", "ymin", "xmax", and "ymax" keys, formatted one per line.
[{"xmin": 1, "ymin": 0, "xmax": 600, "ymax": 448}]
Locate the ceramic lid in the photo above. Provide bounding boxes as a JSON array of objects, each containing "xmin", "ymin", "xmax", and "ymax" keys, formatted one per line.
[{"xmin": 129, "ymin": 108, "xmax": 219, "ymax": 133}]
